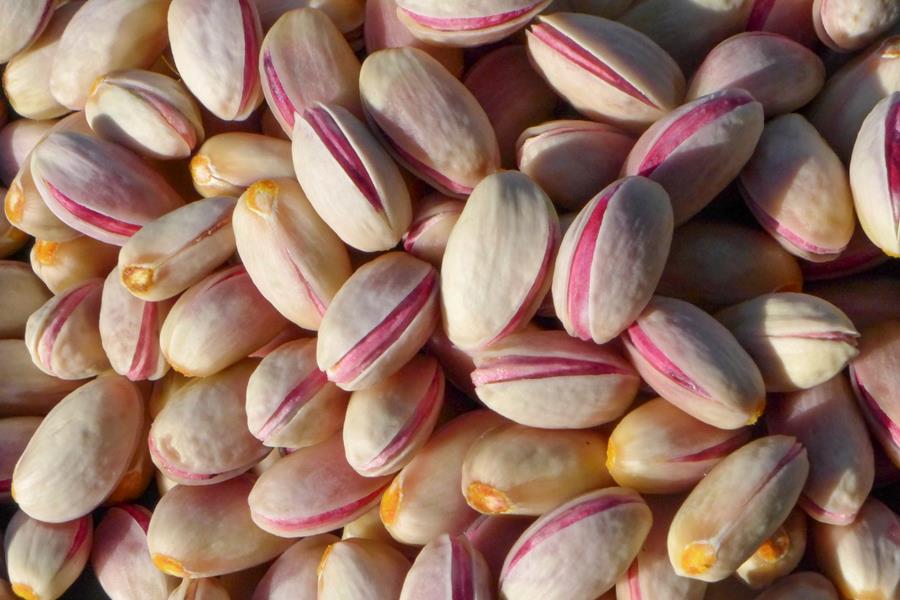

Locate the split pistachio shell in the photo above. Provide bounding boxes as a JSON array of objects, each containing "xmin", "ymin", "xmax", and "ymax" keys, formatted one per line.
[
  {"xmin": 622, "ymin": 89, "xmax": 763, "ymax": 225},
  {"xmin": 517, "ymin": 119, "xmax": 636, "ymax": 211},
  {"xmin": 394, "ymin": 0, "xmax": 551, "ymax": 47},
  {"xmin": 252, "ymin": 534, "xmax": 338, "ymax": 600},
  {"xmin": 526, "ymin": 13, "xmax": 685, "ymax": 133},
  {"xmin": 233, "ymin": 179, "xmax": 351, "ymax": 329},
  {"xmin": 607, "ymin": 397, "xmax": 752, "ymax": 494},
  {"xmin": 292, "ymin": 102, "xmax": 412, "ymax": 251},
  {"xmin": 50, "ymin": 0, "xmax": 169, "ymax": 110},
  {"xmin": 149, "ymin": 369, "xmax": 190, "ymax": 419},
  {"xmin": 401, "ymin": 193, "xmax": 463, "ymax": 268},
  {"xmin": 160, "ymin": 265, "xmax": 288, "ymax": 377},
  {"xmin": 190, "ymin": 133, "xmax": 294, "ymax": 198},
  {"xmin": 0, "ymin": 417, "xmax": 41, "ymax": 502},
  {"xmin": 246, "ymin": 338, "xmax": 349, "ymax": 449},
  {"xmin": 500, "ymin": 487, "xmax": 652, "ymax": 600},
  {"xmin": 464, "ymin": 514, "xmax": 534, "ymax": 584},
  {"xmin": 0, "ymin": 0, "xmax": 57, "ymax": 63},
  {"xmin": 735, "ymin": 509, "xmax": 807, "ymax": 589},
  {"xmin": 106, "ymin": 410, "xmax": 154, "ymax": 503},
  {"xmin": 91, "ymin": 505, "xmax": 176, "ymax": 600},
  {"xmin": 461, "ymin": 424, "xmax": 611, "ymax": 516},
  {"xmin": 5, "ymin": 161, "xmax": 80, "ymax": 242},
  {"xmin": 0, "ymin": 119, "xmax": 56, "ymax": 186},
  {"xmin": 0, "ymin": 340, "xmax": 80, "ymax": 417},
  {"xmin": 850, "ymin": 321, "xmax": 900, "ymax": 467},
  {"xmin": 249, "ymin": 324, "xmax": 308, "ymax": 359},
  {"xmin": 260, "ymin": 8, "xmax": 361, "ymax": 137},
  {"xmin": 317, "ymin": 538, "xmax": 411, "ymax": 600},
  {"xmin": 169, "ymin": 578, "xmax": 230, "ymax": 600},
  {"xmin": 813, "ymin": 0, "xmax": 900, "ymax": 52},
  {"xmin": 800, "ymin": 226, "xmax": 888, "ymax": 281},
  {"xmin": 739, "ymin": 114, "xmax": 855, "ymax": 261},
  {"xmin": 168, "ymin": 0, "xmax": 263, "ymax": 120},
  {"xmin": 256, "ymin": 0, "xmax": 364, "ymax": 40},
  {"xmin": 0, "ymin": 2, "xmax": 78, "ymax": 120},
  {"xmin": 118, "ymin": 196, "xmax": 237, "ymax": 302},
  {"xmin": 687, "ymin": 32, "xmax": 825, "ymax": 117},
  {"xmin": 148, "ymin": 475, "xmax": 292, "ymax": 578},
  {"xmin": 814, "ymin": 497, "xmax": 900, "ymax": 600},
  {"xmin": 317, "ymin": 252, "xmax": 439, "ymax": 391},
  {"xmin": 3, "ymin": 511, "xmax": 91, "ymax": 600},
  {"xmin": 552, "ymin": 176, "xmax": 673, "ymax": 342},
  {"xmin": 667, "ymin": 435, "xmax": 809, "ymax": 582},
  {"xmin": 399, "ymin": 534, "xmax": 492, "ymax": 600},
  {"xmin": 249, "ymin": 433, "xmax": 392, "ymax": 537},
  {"xmin": 657, "ymin": 221, "xmax": 803, "ymax": 311},
  {"xmin": 753, "ymin": 571, "xmax": 839, "ymax": 600},
  {"xmin": 849, "ymin": 91, "xmax": 900, "ymax": 257},
  {"xmin": 341, "ymin": 507, "xmax": 404, "ymax": 548},
  {"xmin": 24, "ymin": 278, "xmax": 110, "ymax": 380},
  {"xmin": 85, "ymin": 69, "xmax": 204, "ymax": 160},
  {"xmin": 622, "ymin": 296, "xmax": 766, "ymax": 430},
  {"xmin": 380, "ymin": 410, "xmax": 507, "ymax": 546},
  {"xmin": 12, "ymin": 374, "xmax": 143, "ymax": 522},
  {"xmin": 471, "ymin": 329, "xmax": 639, "ymax": 428},
  {"xmin": 344, "ymin": 355, "xmax": 444, "ymax": 477},
  {"xmin": 716, "ymin": 293, "xmax": 860, "ymax": 392},
  {"xmin": 746, "ymin": 0, "xmax": 818, "ymax": 48},
  {"xmin": 359, "ymin": 47, "xmax": 500, "ymax": 196},
  {"xmin": 30, "ymin": 131, "xmax": 184, "ymax": 245},
  {"xmin": 442, "ymin": 171, "xmax": 558, "ymax": 351},
  {"xmin": 149, "ymin": 359, "xmax": 268, "ymax": 485},
  {"xmin": 30, "ymin": 236, "xmax": 119, "ymax": 294},
  {"xmin": 0, "ymin": 261, "xmax": 51, "ymax": 338}
]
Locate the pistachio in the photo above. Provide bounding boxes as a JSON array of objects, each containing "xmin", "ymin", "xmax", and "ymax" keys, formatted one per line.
[
  {"xmin": 252, "ymin": 534, "xmax": 338, "ymax": 600},
  {"xmin": 401, "ymin": 193, "xmax": 463, "ymax": 268},
  {"xmin": 256, "ymin": 0, "xmax": 365, "ymax": 44},
  {"xmin": 548, "ymin": 0, "xmax": 633, "ymax": 18},
  {"xmin": 800, "ymin": 226, "xmax": 888, "ymax": 281},
  {"xmin": 341, "ymin": 507, "xmax": 407, "ymax": 550},
  {"xmin": 464, "ymin": 515, "xmax": 534, "ymax": 585},
  {"xmin": 394, "ymin": 0, "xmax": 551, "ymax": 47},
  {"xmin": 169, "ymin": 578, "xmax": 230, "ymax": 600},
  {"xmin": 735, "ymin": 509, "xmax": 807, "ymax": 589},
  {"xmin": 0, "ymin": 119, "xmax": 56, "ymax": 186},
  {"xmin": 30, "ymin": 236, "xmax": 119, "ymax": 294},
  {"xmin": 813, "ymin": 0, "xmax": 900, "ymax": 52},
  {"xmin": 316, "ymin": 539, "xmax": 411, "ymax": 600},
  {"xmin": 399, "ymin": 534, "xmax": 492, "ymax": 600},
  {"xmin": 105, "ymin": 409, "xmax": 154, "ymax": 503},
  {"xmin": 808, "ymin": 276, "xmax": 900, "ymax": 330},
  {"xmin": 190, "ymin": 132, "xmax": 293, "ymax": 197},
  {"xmin": 745, "ymin": 0, "xmax": 818, "ymax": 48},
  {"xmin": 0, "ymin": 188, "xmax": 28, "ymax": 258},
  {"xmin": 0, "ymin": 340, "xmax": 80, "ymax": 417},
  {"xmin": 0, "ymin": 417, "xmax": 41, "ymax": 503},
  {"xmin": 0, "ymin": 1, "xmax": 58, "ymax": 63},
  {"xmin": 753, "ymin": 571, "xmax": 839, "ymax": 600},
  {"xmin": 850, "ymin": 321, "xmax": 900, "ymax": 468},
  {"xmin": 5, "ymin": 162, "xmax": 80, "ymax": 243},
  {"xmin": 425, "ymin": 323, "xmax": 478, "ymax": 399},
  {"xmin": 0, "ymin": 261, "xmax": 51, "ymax": 338}
]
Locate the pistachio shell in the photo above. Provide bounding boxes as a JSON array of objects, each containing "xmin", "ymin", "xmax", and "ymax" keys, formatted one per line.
[
  {"xmin": 753, "ymin": 572, "xmax": 839, "ymax": 600},
  {"xmin": 401, "ymin": 193, "xmax": 463, "ymax": 268},
  {"xmin": 735, "ymin": 509, "xmax": 807, "ymax": 589},
  {"xmin": 800, "ymin": 226, "xmax": 888, "ymax": 281},
  {"xmin": 0, "ymin": 340, "xmax": 80, "ymax": 417},
  {"xmin": 256, "ymin": 0, "xmax": 364, "ymax": 38},
  {"xmin": 808, "ymin": 276, "xmax": 900, "ymax": 330},
  {"xmin": 464, "ymin": 514, "xmax": 534, "ymax": 585},
  {"xmin": 399, "ymin": 534, "xmax": 492, "ymax": 600},
  {"xmin": 317, "ymin": 538, "xmax": 411, "ymax": 600},
  {"xmin": 190, "ymin": 132, "xmax": 294, "ymax": 198},
  {"xmin": 850, "ymin": 321, "xmax": 900, "ymax": 468},
  {"xmin": 395, "ymin": 0, "xmax": 552, "ymax": 47},
  {"xmin": 251, "ymin": 534, "xmax": 338, "ymax": 600},
  {"xmin": 169, "ymin": 578, "xmax": 230, "ymax": 600},
  {"xmin": 813, "ymin": 0, "xmax": 900, "ymax": 52},
  {"xmin": 0, "ymin": 0, "xmax": 58, "ymax": 63},
  {"xmin": 0, "ymin": 261, "xmax": 51, "ymax": 338},
  {"xmin": 745, "ymin": 0, "xmax": 817, "ymax": 48},
  {"xmin": 30, "ymin": 236, "xmax": 119, "ymax": 294},
  {"xmin": 5, "ymin": 160, "xmax": 80, "ymax": 242},
  {"xmin": 0, "ymin": 417, "xmax": 41, "ymax": 503},
  {"xmin": 0, "ymin": 119, "xmax": 56, "ymax": 186}
]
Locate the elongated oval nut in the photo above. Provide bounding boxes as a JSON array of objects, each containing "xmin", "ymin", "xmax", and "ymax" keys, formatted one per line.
[
  {"xmin": 150, "ymin": 360, "xmax": 268, "ymax": 485},
  {"xmin": 462, "ymin": 424, "xmax": 611, "ymax": 516},
  {"xmin": 249, "ymin": 433, "xmax": 392, "ymax": 537},
  {"xmin": 106, "ymin": 411, "xmax": 154, "ymax": 504},
  {"xmin": 3, "ymin": 511, "xmax": 91, "ymax": 600},
  {"xmin": 442, "ymin": 171, "xmax": 558, "ymax": 351},
  {"xmin": 359, "ymin": 47, "xmax": 500, "ymax": 196},
  {"xmin": 622, "ymin": 89, "xmax": 763, "ymax": 225},
  {"xmin": 341, "ymin": 506, "xmax": 406, "ymax": 550},
  {"xmin": 5, "ymin": 163, "xmax": 80, "ymax": 242},
  {"xmin": 0, "ymin": 0, "xmax": 57, "ymax": 63},
  {"xmin": 30, "ymin": 132, "xmax": 184, "ymax": 245},
  {"xmin": 735, "ymin": 509, "xmax": 807, "ymax": 589},
  {"xmin": 716, "ymin": 293, "xmax": 860, "ymax": 392},
  {"xmin": 552, "ymin": 176, "xmax": 673, "ymax": 342},
  {"xmin": 246, "ymin": 338, "xmax": 349, "ymax": 449},
  {"xmin": 808, "ymin": 276, "xmax": 900, "ymax": 330},
  {"xmin": 85, "ymin": 69, "xmax": 204, "ymax": 160},
  {"xmin": 168, "ymin": 0, "xmax": 263, "ymax": 121},
  {"xmin": 252, "ymin": 534, "xmax": 338, "ymax": 600},
  {"xmin": 317, "ymin": 252, "xmax": 439, "ymax": 391},
  {"xmin": 380, "ymin": 410, "xmax": 507, "ymax": 545},
  {"xmin": 0, "ymin": 189, "xmax": 28, "ymax": 258},
  {"xmin": 657, "ymin": 221, "xmax": 802, "ymax": 311},
  {"xmin": 471, "ymin": 329, "xmax": 639, "ymax": 429},
  {"xmin": 746, "ymin": 0, "xmax": 818, "ymax": 48},
  {"xmin": 850, "ymin": 321, "xmax": 900, "ymax": 468},
  {"xmin": 49, "ymin": 0, "xmax": 169, "ymax": 110},
  {"xmin": 0, "ymin": 119, "xmax": 57, "ymax": 187},
  {"xmin": 500, "ymin": 487, "xmax": 652, "ymax": 599},
  {"xmin": 0, "ymin": 417, "xmax": 41, "ymax": 503},
  {"xmin": 0, "ymin": 261, "xmax": 51, "ymax": 338},
  {"xmin": 148, "ymin": 475, "xmax": 292, "ymax": 578},
  {"xmin": 399, "ymin": 534, "xmax": 491, "ymax": 600},
  {"xmin": 395, "ymin": 0, "xmax": 551, "ymax": 47},
  {"xmin": 190, "ymin": 133, "xmax": 294, "ymax": 198},
  {"xmin": 526, "ymin": 13, "xmax": 685, "ymax": 133},
  {"xmin": 401, "ymin": 193, "xmax": 463, "ymax": 268},
  {"xmin": 687, "ymin": 32, "xmax": 825, "ymax": 117},
  {"xmin": 344, "ymin": 355, "xmax": 444, "ymax": 477},
  {"xmin": 169, "ymin": 578, "xmax": 230, "ymax": 600},
  {"xmin": 800, "ymin": 226, "xmax": 888, "ymax": 281},
  {"xmin": 24, "ymin": 278, "xmax": 109, "ymax": 380},
  {"xmin": 160, "ymin": 265, "xmax": 288, "ymax": 377},
  {"xmin": 12, "ymin": 374, "xmax": 143, "ymax": 522},
  {"xmin": 91, "ymin": 505, "xmax": 176, "ymax": 600},
  {"xmin": 517, "ymin": 119, "xmax": 636, "ymax": 211},
  {"xmin": 234, "ymin": 179, "xmax": 350, "ymax": 329},
  {"xmin": 118, "ymin": 196, "xmax": 237, "ymax": 302},
  {"xmin": 753, "ymin": 571, "xmax": 839, "ymax": 600},
  {"xmin": 849, "ymin": 91, "xmax": 900, "ymax": 257},
  {"xmin": 426, "ymin": 323, "xmax": 478, "ymax": 399},
  {"xmin": 622, "ymin": 296, "xmax": 766, "ymax": 430},
  {"xmin": 813, "ymin": 0, "xmax": 900, "ymax": 52},
  {"xmin": 0, "ymin": 340, "xmax": 80, "ymax": 417},
  {"xmin": 292, "ymin": 103, "xmax": 412, "ymax": 251},
  {"xmin": 739, "ymin": 114, "xmax": 854, "ymax": 261},
  {"xmin": 30, "ymin": 236, "xmax": 119, "ymax": 295},
  {"xmin": 607, "ymin": 397, "xmax": 752, "ymax": 494},
  {"xmin": 256, "ymin": 0, "xmax": 365, "ymax": 43},
  {"xmin": 317, "ymin": 538, "xmax": 410, "ymax": 600},
  {"xmin": 668, "ymin": 435, "xmax": 810, "ymax": 582},
  {"xmin": 813, "ymin": 498, "xmax": 900, "ymax": 600},
  {"xmin": 260, "ymin": 8, "xmax": 361, "ymax": 137},
  {"xmin": 464, "ymin": 515, "xmax": 534, "ymax": 584}
]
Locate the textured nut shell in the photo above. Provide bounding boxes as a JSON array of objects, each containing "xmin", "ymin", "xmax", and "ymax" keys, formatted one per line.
[
  {"xmin": 395, "ymin": 0, "xmax": 552, "ymax": 47},
  {"xmin": 753, "ymin": 571, "xmax": 839, "ymax": 600},
  {"xmin": 30, "ymin": 236, "xmax": 119, "ymax": 295},
  {"xmin": 0, "ymin": 417, "xmax": 41, "ymax": 503},
  {"xmin": 401, "ymin": 193, "xmax": 463, "ymax": 268},
  {"xmin": 850, "ymin": 321, "xmax": 900, "ymax": 467},
  {"xmin": 0, "ymin": 340, "xmax": 80, "ymax": 417},
  {"xmin": 251, "ymin": 533, "xmax": 338, "ymax": 600},
  {"xmin": 0, "ymin": 119, "xmax": 57, "ymax": 187},
  {"xmin": 0, "ymin": 261, "xmax": 51, "ymax": 338},
  {"xmin": 317, "ymin": 538, "xmax": 410, "ymax": 600},
  {"xmin": 813, "ymin": 0, "xmax": 900, "ymax": 52},
  {"xmin": 5, "ymin": 162, "xmax": 80, "ymax": 242},
  {"xmin": 169, "ymin": 578, "xmax": 230, "ymax": 600},
  {"xmin": 809, "ymin": 276, "xmax": 900, "ymax": 330},
  {"xmin": 190, "ymin": 133, "xmax": 294, "ymax": 198},
  {"xmin": 0, "ymin": 0, "xmax": 57, "ymax": 64},
  {"xmin": 399, "ymin": 534, "xmax": 492, "ymax": 600}
]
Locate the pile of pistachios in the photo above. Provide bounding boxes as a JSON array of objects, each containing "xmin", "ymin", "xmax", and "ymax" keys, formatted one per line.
[{"xmin": 0, "ymin": 0, "xmax": 898, "ymax": 599}]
